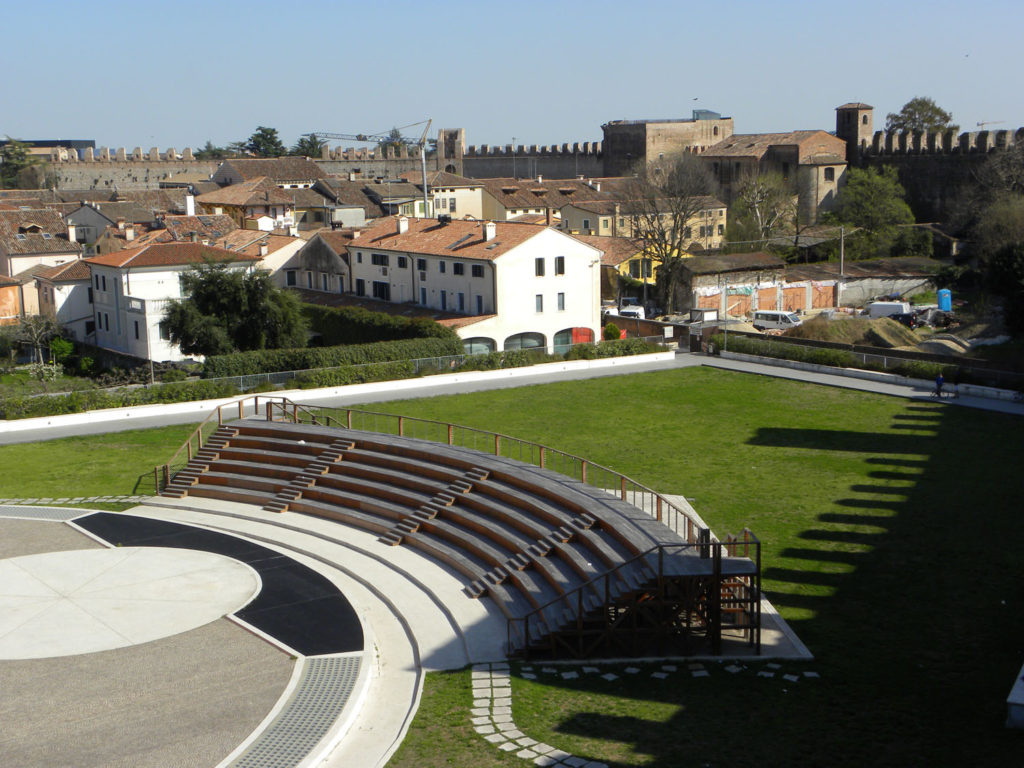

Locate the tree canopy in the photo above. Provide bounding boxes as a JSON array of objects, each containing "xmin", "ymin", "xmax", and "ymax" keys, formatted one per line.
[
  {"xmin": 825, "ymin": 167, "xmax": 923, "ymax": 260},
  {"xmin": 885, "ymin": 97, "xmax": 958, "ymax": 134},
  {"xmin": 163, "ymin": 262, "xmax": 307, "ymax": 357},
  {"xmin": 0, "ymin": 138, "xmax": 40, "ymax": 188},
  {"xmin": 291, "ymin": 133, "xmax": 326, "ymax": 158},
  {"xmin": 244, "ymin": 126, "xmax": 287, "ymax": 158},
  {"xmin": 617, "ymin": 153, "xmax": 719, "ymax": 314},
  {"xmin": 727, "ymin": 172, "xmax": 795, "ymax": 247}
]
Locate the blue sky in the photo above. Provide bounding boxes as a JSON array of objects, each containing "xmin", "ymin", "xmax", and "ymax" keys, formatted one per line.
[{"xmin": 3, "ymin": 0, "xmax": 1022, "ymax": 152}]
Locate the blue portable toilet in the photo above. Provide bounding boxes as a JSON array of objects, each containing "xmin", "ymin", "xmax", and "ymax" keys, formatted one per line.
[{"xmin": 938, "ymin": 289, "xmax": 952, "ymax": 312}]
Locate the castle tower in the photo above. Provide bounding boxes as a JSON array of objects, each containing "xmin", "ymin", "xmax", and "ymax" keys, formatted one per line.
[{"xmin": 835, "ymin": 103, "xmax": 873, "ymax": 164}]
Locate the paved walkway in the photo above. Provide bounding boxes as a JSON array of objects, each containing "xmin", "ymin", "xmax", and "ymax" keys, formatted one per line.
[{"xmin": 0, "ymin": 495, "xmax": 152, "ymax": 507}]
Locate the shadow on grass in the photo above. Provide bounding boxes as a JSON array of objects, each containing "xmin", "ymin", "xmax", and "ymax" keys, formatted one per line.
[{"xmin": 516, "ymin": 402, "xmax": 1024, "ymax": 767}]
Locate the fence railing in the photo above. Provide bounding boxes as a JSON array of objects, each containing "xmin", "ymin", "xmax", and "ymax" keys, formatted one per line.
[{"xmin": 262, "ymin": 398, "xmax": 707, "ymax": 544}]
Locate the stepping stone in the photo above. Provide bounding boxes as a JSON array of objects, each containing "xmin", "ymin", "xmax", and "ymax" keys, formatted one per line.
[
  {"xmin": 804, "ymin": 671, "xmax": 820, "ymax": 678},
  {"xmin": 533, "ymin": 756, "xmax": 559, "ymax": 767},
  {"xmin": 474, "ymin": 724, "xmax": 496, "ymax": 734},
  {"xmin": 624, "ymin": 667, "xmax": 640, "ymax": 674},
  {"xmin": 542, "ymin": 667, "xmax": 557, "ymax": 674},
  {"xmin": 517, "ymin": 749, "xmax": 538, "ymax": 759},
  {"xmin": 662, "ymin": 665, "xmax": 677, "ymax": 672},
  {"xmin": 757, "ymin": 671, "xmax": 775, "ymax": 678},
  {"xmin": 548, "ymin": 750, "xmax": 571, "ymax": 761},
  {"xmin": 471, "ymin": 707, "xmax": 490, "ymax": 716},
  {"xmin": 493, "ymin": 714, "xmax": 514, "ymax": 724},
  {"xmin": 502, "ymin": 727, "xmax": 525, "ymax": 738},
  {"xmin": 584, "ymin": 762, "xmax": 609, "ymax": 768},
  {"xmin": 565, "ymin": 757, "xmax": 588, "ymax": 767},
  {"xmin": 493, "ymin": 686, "xmax": 512, "ymax": 698},
  {"xmin": 533, "ymin": 743, "xmax": 554, "ymax": 754},
  {"xmin": 493, "ymin": 706, "xmax": 512, "ymax": 716},
  {"xmin": 651, "ymin": 672, "xmax": 668, "ymax": 679},
  {"xmin": 561, "ymin": 671, "xmax": 579, "ymax": 680},
  {"xmin": 492, "ymin": 664, "xmax": 510, "ymax": 673},
  {"xmin": 485, "ymin": 733, "xmax": 507, "ymax": 744},
  {"xmin": 472, "ymin": 663, "xmax": 491, "ymax": 672},
  {"xmin": 499, "ymin": 742, "xmax": 519, "ymax": 752},
  {"xmin": 765, "ymin": 663, "xmax": 781, "ymax": 670},
  {"xmin": 474, "ymin": 699, "xmax": 489, "ymax": 707},
  {"xmin": 725, "ymin": 665, "xmax": 742, "ymax": 674},
  {"xmin": 692, "ymin": 670, "xmax": 710, "ymax": 678},
  {"xmin": 601, "ymin": 673, "xmax": 619, "ymax": 681},
  {"xmin": 521, "ymin": 673, "xmax": 537, "ymax": 680},
  {"xmin": 472, "ymin": 715, "xmax": 491, "ymax": 725},
  {"xmin": 783, "ymin": 674, "xmax": 800, "ymax": 682},
  {"xmin": 472, "ymin": 670, "xmax": 490, "ymax": 679},
  {"xmin": 517, "ymin": 737, "xmax": 538, "ymax": 747},
  {"xmin": 582, "ymin": 666, "xmax": 600, "ymax": 673}
]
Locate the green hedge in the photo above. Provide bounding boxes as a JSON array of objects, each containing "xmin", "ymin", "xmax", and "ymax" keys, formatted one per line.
[
  {"xmin": 710, "ymin": 334, "xmax": 961, "ymax": 382},
  {"xmin": 203, "ymin": 336, "xmax": 463, "ymax": 378},
  {"xmin": 302, "ymin": 304, "xmax": 458, "ymax": 345},
  {"xmin": 565, "ymin": 338, "xmax": 659, "ymax": 360},
  {"xmin": 295, "ymin": 360, "xmax": 416, "ymax": 388},
  {"xmin": 0, "ymin": 380, "xmax": 238, "ymax": 420}
]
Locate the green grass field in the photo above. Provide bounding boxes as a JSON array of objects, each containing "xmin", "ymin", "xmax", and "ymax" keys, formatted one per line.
[{"xmin": 2, "ymin": 367, "xmax": 1023, "ymax": 766}]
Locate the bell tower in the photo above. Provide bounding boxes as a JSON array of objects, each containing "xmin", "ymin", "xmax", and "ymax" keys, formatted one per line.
[{"xmin": 835, "ymin": 103, "xmax": 874, "ymax": 164}]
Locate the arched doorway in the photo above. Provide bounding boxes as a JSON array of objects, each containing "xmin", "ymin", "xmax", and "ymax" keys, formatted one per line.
[
  {"xmin": 553, "ymin": 327, "xmax": 594, "ymax": 354},
  {"xmin": 503, "ymin": 332, "xmax": 545, "ymax": 351},
  {"xmin": 462, "ymin": 337, "xmax": 496, "ymax": 355}
]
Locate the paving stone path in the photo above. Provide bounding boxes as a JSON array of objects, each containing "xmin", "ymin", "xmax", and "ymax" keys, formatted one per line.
[
  {"xmin": 0, "ymin": 495, "xmax": 151, "ymax": 505},
  {"xmin": 472, "ymin": 660, "xmax": 820, "ymax": 766}
]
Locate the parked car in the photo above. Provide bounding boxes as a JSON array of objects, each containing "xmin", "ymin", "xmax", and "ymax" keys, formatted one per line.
[
  {"xmin": 753, "ymin": 310, "xmax": 802, "ymax": 331},
  {"xmin": 889, "ymin": 312, "xmax": 919, "ymax": 329}
]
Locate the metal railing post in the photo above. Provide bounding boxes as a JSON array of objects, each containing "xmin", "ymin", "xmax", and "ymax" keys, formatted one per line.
[{"xmin": 447, "ymin": 424, "xmax": 453, "ymax": 445}]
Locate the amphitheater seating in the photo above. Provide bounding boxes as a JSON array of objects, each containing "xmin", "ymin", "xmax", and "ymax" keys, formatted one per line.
[{"xmin": 163, "ymin": 418, "xmax": 756, "ymax": 652}]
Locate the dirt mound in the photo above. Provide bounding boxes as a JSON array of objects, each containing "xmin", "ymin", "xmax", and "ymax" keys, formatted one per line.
[{"xmin": 786, "ymin": 315, "xmax": 917, "ymax": 348}]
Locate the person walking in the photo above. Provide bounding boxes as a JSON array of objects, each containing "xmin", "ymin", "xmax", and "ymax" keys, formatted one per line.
[{"xmin": 934, "ymin": 372, "xmax": 944, "ymax": 398}]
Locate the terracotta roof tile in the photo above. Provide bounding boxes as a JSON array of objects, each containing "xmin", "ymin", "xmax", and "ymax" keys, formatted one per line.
[
  {"xmin": 0, "ymin": 209, "xmax": 81, "ymax": 256},
  {"xmin": 34, "ymin": 259, "xmax": 92, "ymax": 282},
  {"xmin": 571, "ymin": 234, "xmax": 639, "ymax": 266},
  {"xmin": 352, "ymin": 216, "xmax": 545, "ymax": 261},
  {"xmin": 220, "ymin": 157, "xmax": 327, "ymax": 183},
  {"xmin": 196, "ymin": 177, "xmax": 294, "ymax": 207},
  {"xmin": 681, "ymin": 251, "xmax": 785, "ymax": 275},
  {"xmin": 84, "ymin": 242, "xmax": 261, "ymax": 269}
]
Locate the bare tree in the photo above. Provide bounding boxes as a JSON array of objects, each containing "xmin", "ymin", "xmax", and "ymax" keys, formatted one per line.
[
  {"xmin": 731, "ymin": 172, "xmax": 796, "ymax": 247},
  {"xmin": 617, "ymin": 153, "xmax": 718, "ymax": 314},
  {"xmin": 18, "ymin": 315, "xmax": 59, "ymax": 363}
]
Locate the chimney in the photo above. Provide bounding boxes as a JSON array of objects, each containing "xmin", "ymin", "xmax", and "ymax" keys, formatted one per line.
[
  {"xmin": 348, "ymin": 172, "xmax": 357, "ymax": 181},
  {"xmin": 483, "ymin": 221, "xmax": 496, "ymax": 241},
  {"xmin": 397, "ymin": 215, "xmax": 409, "ymax": 235},
  {"xmin": 537, "ymin": 175, "xmax": 543, "ymax": 183},
  {"xmin": 185, "ymin": 194, "xmax": 196, "ymax": 216},
  {"xmin": 259, "ymin": 243, "xmax": 269, "ymax": 257},
  {"xmin": 350, "ymin": 230, "xmax": 361, "ymax": 240},
  {"xmin": 593, "ymin": 181, "xmax": 601, "ymax": 192},
  {"xmin": 67, "ymin": 224, "xmax": 76, "ymax": 242},
  {"xmin": 190, "ymin": 231, "xmax": 198, "ymax": 243},
  {"xmin": 125, "ymin": 225, "xmax": 135, "ymax": 241},
  {"xmin": 116, "ymin": 217, "xmax": 126, "ymax": 230}
]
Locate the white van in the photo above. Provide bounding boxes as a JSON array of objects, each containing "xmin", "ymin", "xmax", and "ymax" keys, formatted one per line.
[
  {"xmin": 753, "ymin": 310, "xmax": 802, "ymax": 331},
  {"xmin": 619, "ymin": 306, "xmax": 645, "ymax": 320},
  {"xmin": 866, "ymin": 301, "xmax": 911, "ymax": 319}
]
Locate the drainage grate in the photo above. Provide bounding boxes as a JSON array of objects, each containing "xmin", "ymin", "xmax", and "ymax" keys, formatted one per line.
[
  {"xmin": 0, "ymin": 506, "xmax": 83, "ymax": 521},
  {"xmin": 230, "ymin": 655, "xmax": 362, "ymax": 768}
]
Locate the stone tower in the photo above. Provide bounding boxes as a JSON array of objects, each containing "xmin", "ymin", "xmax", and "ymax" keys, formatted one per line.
[{"xmin": 835, "ymin": 102, "xmax": 873, "ymax": 164}]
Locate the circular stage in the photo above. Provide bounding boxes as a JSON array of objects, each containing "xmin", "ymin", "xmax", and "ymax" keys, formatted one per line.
[{"xmin": 0, "ymin": 547, "xmax": 259, "ymax": 660}]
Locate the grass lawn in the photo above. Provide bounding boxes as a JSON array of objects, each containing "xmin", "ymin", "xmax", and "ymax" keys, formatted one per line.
[
  {"xmin": 3, "ymin": 367, "xmax": 1023, "ymax": 765},
  {"xmin": 0, "ymin": 369, "xmax": 97, "ymax": 397}
]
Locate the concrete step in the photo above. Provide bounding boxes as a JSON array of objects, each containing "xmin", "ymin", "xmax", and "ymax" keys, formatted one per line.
[{"xmin": 378, "ymin": 531, "xmax": 403, "ymax": 546}]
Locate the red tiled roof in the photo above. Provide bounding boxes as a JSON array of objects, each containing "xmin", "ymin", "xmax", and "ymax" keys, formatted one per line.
[
  {"xmin": 0, "ymin": 209, "xmax": 80, "ymax": 256},
  {"xmin": 196, "ymin": 177, "xmax": 294, "ymax": 207},
  {"xmin": 701, "ymin": 131, "xmax": 845, "ymax": 161},
  {"xmin": 352, "ymin": 216, "xmax": 545, "ymax": 261},
  {"xmin": 220, "ymin": 157, "xmax": 328, "ymax": 182},
  {"xmin": 34, "ymin": 259, "xmax": 92, "ymax": 282},
  {"xmin": 84, "ymin": 242, "xmax": 261, "ymax": 269},
  {"xmin": 571, "ymin": 234, "xmax": 638, "ymax": 267}
]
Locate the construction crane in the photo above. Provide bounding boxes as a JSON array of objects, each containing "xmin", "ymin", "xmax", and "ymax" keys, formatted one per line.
[
  {"xmin": 976, "ymin": 120, "xmax": 1005, "ymax": 128},
  {"xmin": 307, "ymin": 119, "xmax": 433, "ymax": 217}
]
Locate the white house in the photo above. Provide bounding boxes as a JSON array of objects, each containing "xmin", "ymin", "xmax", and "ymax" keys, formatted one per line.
[
  {"xmin": 347, "ymin": 216, "xmax": 603, "ymax": 353},
  {"xmin": 85, "ymin": 243, "xmax": 261, "ymax": 362},
  {"xmin": 34, "ymin": 260, "xmax": 95, "ymax": 341}
]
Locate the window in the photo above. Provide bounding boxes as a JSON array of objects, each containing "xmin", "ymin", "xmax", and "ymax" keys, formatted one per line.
[
  {"xmin": 87, "ymin": 287, "xmax": 93, "ymax": 304},
  {"xmin": 355, "ymin": 278, "xmax": 365, "ymax": 296},
  {"xmin": 557, "ymin": 292, "xmax": 565, "ymax": 311},
  {"xmin": 94, "ymin": 274, "xmax": 100, "ymax": 289},
  {"xmin": 718, "ymin": 224, "xmax": 724, "ymax": 235},
  {"xmin": 101, "ymin": 275, "xmax": 107, "ymax": 291},
  {"xmin": 134, "ymin": 320, "xmax": 139, "ymax": 340},
  {"xmin": 286, "ymin": 270, "xmax": 296, "ymax": 286},
  {"xmin": 862, "ymin": 114, "xmax": 869, "ymax": 125},
  {"xmin": 535, "ymin": 258, "xmax": 545, "ymax": 277},
  {"xmin": 306, "ymin": 271, "xmax": 313, "ymax": 288},
  {"xmin": 535, "ymin": 294, "xmax": 543, "ymax": 312},
  {"xmin": 471, "ymin": 264, "xmax": 484, "ymax": 278},
  {"xmin": 582, "ymin": 218, "xmax": 590, "ymax": 230},
  {"xmin": 476, "ymin": 294, "xmax": 483, "ymax": 314},
  {"xmin": 824, "ymin": 167, "xmax": 835, "ymax": 182},
  {"xmin": 321, "ymin": 273, "xmax": 328, "ymax": 291},
  {"xmin": 104, "ymin": 313, "xmax": 109, "ymax": 331},
  {"xmin": 453, "ymin": 262, "xmax": 464, "ymax": 276},
  {"xmin": 554, "ymin": 256, "xmax": 565, "ymax": 275},
  {"xmin": 618, "ymin": 217, "xmax": 625, "ymax": 228},
  {"xmin": 417, "ymin": 258, "xmax": 427, "ymax": 271},
  {"xmin": 372, "ymin": 281, "xmax": 390, "ymax": 301},
  {"xmin": 449, "ymin": 198, "xmax": 456, "ymax": 213},
  {"xmin": 713, "ymin": 125, "xmax": 720, "ymax": 136},
  {"xmin": 439, "ymin": 261, "xmax": 446, "ymax": 274},
  {"xmin": 397, "ymin": 256, "xmax": 407, "ymax": 268},
  {"xmin": 86, "ymin": 320, "xmax": 96, "ymax": 335},
  {"xmin": 601, "ymin": 218, "xmax": 609, "ymax": 230},
  {"xmin": 440, "ymin": 290, "xmax": 447, "ymax": 310},
  {"xmin": 458, "ymin": 292, "xmax": 465, "ymax": 312},
  {"xmin": 438, "ymin": 197, "xmax": 447, "ymax": 210},
  {"xmin": 684, "ymin": 226, "xmax": 692, "ymax": 239},
  {"xmin": 356, "ymin": 252, "xmax": 363, "ymax": 263},
  {"xmin": 699, "ymin": 226, "xmax": 706, "ymax": 237},
  {"xmin": 371, "ymin": 253, "xmax": 389, "ymax": 266}
]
